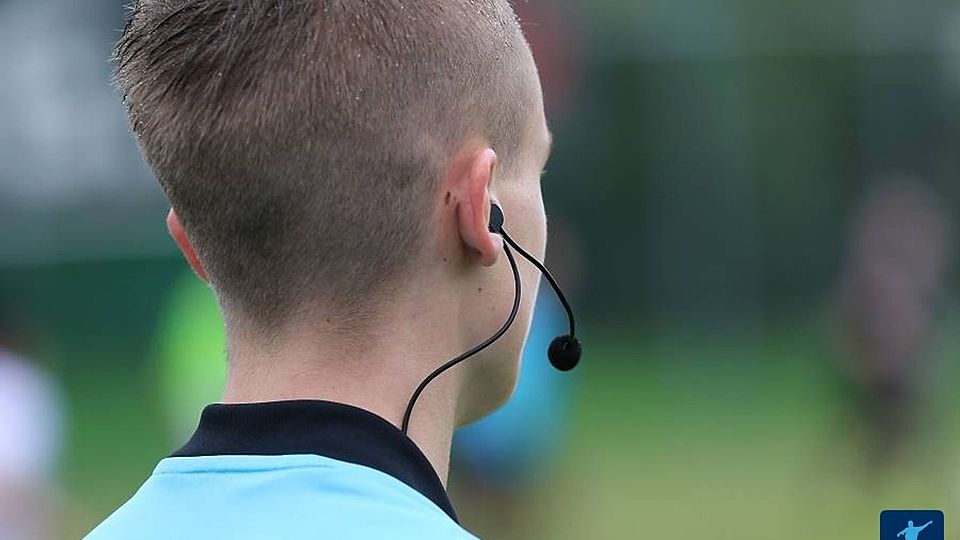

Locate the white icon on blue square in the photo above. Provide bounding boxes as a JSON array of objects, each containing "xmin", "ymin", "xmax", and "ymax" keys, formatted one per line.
[{"xmin": 880, "ymin": 510, "xmax": 943, "ymax": 540}]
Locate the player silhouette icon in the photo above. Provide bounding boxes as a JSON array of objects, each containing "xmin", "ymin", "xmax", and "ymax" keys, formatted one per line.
[{"xmin": 897, "ymin": 520, "xmax": 934, "ymax": 540}]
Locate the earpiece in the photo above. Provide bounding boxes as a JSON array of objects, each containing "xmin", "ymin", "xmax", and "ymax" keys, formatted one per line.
[
  {"xmin": 489, "ymin": 202, "xmax": 581, "ymax": 373},
  {"xmin": 401, "ymin": 202, "xmax": 581, "ymax": 434},
  {"xmin": 488, "ymin": 203, "xmax": 504, "ymax": 234}
]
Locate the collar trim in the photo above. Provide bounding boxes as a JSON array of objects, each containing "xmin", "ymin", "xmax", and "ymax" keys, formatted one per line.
[{"xmin": 172, "ymin": 400, "xmax": 457, "ymax": 522}]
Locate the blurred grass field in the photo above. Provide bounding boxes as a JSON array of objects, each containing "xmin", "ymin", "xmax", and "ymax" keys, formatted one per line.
[
  {"xmin": 14, "ymin": 260, "xmax": 959, "ymax": 539},
  {"xmin": 452, "ymin": 324, "xmax": 960, "ymax": 540}
]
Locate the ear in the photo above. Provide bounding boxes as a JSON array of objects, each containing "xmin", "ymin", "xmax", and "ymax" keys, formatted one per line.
[
  {"xmin": 456, "ymin": 148, "xmax": 504, "ymax": 267},
  {"xmin": 166, "ymin": 209, "xmax": 209, "ymax": 282}
]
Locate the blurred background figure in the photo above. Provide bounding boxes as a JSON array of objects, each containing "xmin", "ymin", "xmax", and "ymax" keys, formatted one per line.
[
  {"xmin": 831, "ymin": 177, "xmax": 952, "ymax": 472},
  {"xmin": 0, "ymin": 304, "xmax": 63, "ymax": 540},
  {"xmin": 152, "ymin": 274, "xmax": 224, "ymax": 444}
]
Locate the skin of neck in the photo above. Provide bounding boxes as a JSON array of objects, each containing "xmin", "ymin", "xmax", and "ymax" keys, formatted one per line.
[
  {"xmin": 221, "ymin": 246, "xmax": 482, "ymax": 485},
  {"xmin": 168, "ymin": 142, "xmax": 513, "ymax": 485}
]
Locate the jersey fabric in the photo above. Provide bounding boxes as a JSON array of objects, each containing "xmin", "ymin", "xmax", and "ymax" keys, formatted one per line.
[{"xmin": 84, "ymin": 401, "xmax": 476, "ymax": 540}]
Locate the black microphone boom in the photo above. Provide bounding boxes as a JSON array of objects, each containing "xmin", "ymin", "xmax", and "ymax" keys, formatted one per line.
[{"xmin": 498, "ymin": 228, "xmax": 581, "ymax": 372}]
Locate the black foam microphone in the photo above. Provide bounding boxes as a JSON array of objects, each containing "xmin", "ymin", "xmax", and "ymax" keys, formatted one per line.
[{"xmin": 400, "ymin": 203, "xmax": 581, "ymax": 435}]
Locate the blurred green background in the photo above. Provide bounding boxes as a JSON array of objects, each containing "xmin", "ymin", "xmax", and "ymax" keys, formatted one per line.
[{"xmin": 4, "ymin": 0, "xmax": 960, "ymax": 538}]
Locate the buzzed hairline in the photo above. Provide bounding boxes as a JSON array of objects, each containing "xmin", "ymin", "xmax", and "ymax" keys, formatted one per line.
[{"xmin": 114, "ymin": 0, "xmax": 537, "ymax": 331}]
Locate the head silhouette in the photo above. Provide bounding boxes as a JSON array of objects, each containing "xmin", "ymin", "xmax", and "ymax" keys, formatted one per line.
[
  {"xmin": 116, "ymin": 0, "xmax": 550, "ymax": 425},
  {"xmin": 908, "ymin": 520, "xmax": 915, "ymax": 527}
]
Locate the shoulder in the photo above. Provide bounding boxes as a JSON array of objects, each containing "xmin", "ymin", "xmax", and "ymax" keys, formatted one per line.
[
  {"xmin": 85, "ymin": 499, "xmax": 478, "ymax": 540},
  {"xmin": 84, "ymin": 455, "xmax": 479, "ymax": 540}
]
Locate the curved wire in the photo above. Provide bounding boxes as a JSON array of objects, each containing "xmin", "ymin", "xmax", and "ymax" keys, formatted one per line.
[
  {"xmin": 500, "ymin": 228, "xmax": 576, "ymax": 338},
  {"xmin": 400, "ymin": 243, "xmax": 522, "ymax": 435}
]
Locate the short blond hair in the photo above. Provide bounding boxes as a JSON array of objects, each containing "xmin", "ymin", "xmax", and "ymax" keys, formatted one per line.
[{"xmin": 114, "ymin": 0, "xmax": 534, "ymax": 329}]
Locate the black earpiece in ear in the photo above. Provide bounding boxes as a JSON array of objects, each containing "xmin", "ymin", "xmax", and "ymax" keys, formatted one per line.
[
  {"xmin": 488, "ymin": 203, "xmax": 504, "ymax": 233},
  {"xmin": 401, "ymin": 201, "xmax": 582, "ymax": 435}
]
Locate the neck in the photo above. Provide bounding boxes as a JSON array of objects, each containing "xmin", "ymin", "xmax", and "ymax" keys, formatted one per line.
[{"xmin": 220, "ymin": 287, "xmax": 467, "ymax": 483}]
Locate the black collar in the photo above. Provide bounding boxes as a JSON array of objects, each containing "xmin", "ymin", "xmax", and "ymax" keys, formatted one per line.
[{"xmin": 172, "ymin": 400, "xmax": 458, "ymax": 522}]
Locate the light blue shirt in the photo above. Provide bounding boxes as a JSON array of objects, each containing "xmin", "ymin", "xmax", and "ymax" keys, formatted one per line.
[{"xmin": 84, "ymin": 401, "xmax": 476, "ymax": 540}]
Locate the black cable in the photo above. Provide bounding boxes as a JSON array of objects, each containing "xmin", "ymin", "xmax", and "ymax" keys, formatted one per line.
[
  {"xmin": 500, "ymin": 229, "xmax": 576, "ymax": 339},
  {"xmin": 400, "ymin": 241, "xmax": 522, "ymax": 435}
]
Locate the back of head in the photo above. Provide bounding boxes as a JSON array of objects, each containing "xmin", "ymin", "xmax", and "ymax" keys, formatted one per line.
[{"xmin": 114, "ymin": 0, "xmax": 535, "ymax": 331}]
